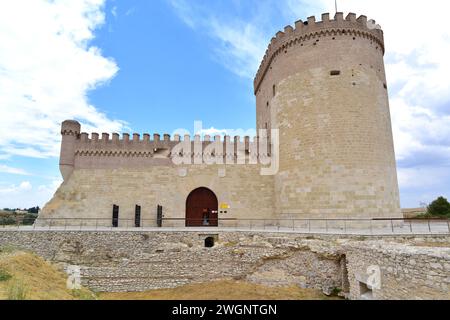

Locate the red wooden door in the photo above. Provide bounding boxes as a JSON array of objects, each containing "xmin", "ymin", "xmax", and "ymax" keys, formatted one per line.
[{"xmin": 186, "ymin": 187, "xmax": 218, "ymax": 227}]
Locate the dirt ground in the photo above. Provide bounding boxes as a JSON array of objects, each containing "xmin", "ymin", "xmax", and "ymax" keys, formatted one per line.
[{"xmin": 99, "ymin": 280, "xmax": 338, "ymax": 300}]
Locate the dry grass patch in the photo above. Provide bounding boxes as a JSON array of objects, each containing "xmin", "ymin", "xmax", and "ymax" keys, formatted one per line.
[
  {"xmin": 0, "ymin": 249, "xmax": 95, "ymax": 300},
  {"xmin": 99, "ymin": 280, "xmax": 338, "ymax": 300},
  {"xmin": 411, "ymin": 242, "xmax": 450, "ymax": 248}
]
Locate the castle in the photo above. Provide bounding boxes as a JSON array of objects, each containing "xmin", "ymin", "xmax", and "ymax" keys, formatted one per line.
[{"xmin": 40, "ymin": 12, "xmax": 402, "ymax": 227}]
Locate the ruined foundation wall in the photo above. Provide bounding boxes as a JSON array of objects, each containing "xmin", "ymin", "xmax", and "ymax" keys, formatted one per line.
[
  {"xmin": 0, "ymin": 231, "xmax": 346, "ymax": 293},
  {"xmin": 0, "ymin": 231, "xmax": 448, "ymax": 299},
  {"xmin": 345, "ymin": 241, "xmax": 450, "ymax": 300}
]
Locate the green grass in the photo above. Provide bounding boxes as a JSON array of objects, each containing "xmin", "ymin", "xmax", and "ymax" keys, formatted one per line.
[
  {"xmin": 0, "ymin": 268, "xmax": 12, "ymax": 282},
  {"xmin": 0, "ymin": 245, "xmax": 20, "ymax": 254},
  {"xmin": 71, "ymin": 289, "xmax": 97, "ymax": 300},
  {"xmin": 7, "ymin": 279, "xmax": 29, "ymax": 300}
]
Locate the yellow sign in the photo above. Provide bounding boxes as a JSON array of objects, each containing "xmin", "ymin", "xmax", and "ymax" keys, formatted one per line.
[{"xmin": 220, "ymin": 203, "xmax": 230, "ymax": 210}]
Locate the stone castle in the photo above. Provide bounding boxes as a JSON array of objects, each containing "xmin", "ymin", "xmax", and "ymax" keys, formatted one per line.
[{"xmin": 40, "ymin": 12, "xmax": 402, "ymax": 227}]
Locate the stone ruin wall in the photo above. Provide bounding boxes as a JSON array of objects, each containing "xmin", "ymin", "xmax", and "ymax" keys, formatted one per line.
[
  {"xmin": 345, "ymin": 241, "xmax": 450, "ymax": 300},
  {"xmin": 0, "ymin": 231, "xmax": 448, "ymax": 299}
]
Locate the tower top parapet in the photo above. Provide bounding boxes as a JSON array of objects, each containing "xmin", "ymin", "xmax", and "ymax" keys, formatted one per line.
[
  {"xmin": 253, "ymin": 12, "xmax": 384, "ymax": 94},
  {"xmin": 61, "ymin": 120, "xmax": 81, "ymax": 136}
]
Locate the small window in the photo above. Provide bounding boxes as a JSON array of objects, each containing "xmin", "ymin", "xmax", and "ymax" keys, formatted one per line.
[
  {"xmin": 383, "ymin": 83, "xmax": 387, "ymax": 89},
  {"xmin": 272, "ymin": 85, "xmax": 276, "ymax": 97},
  {"xmin": 330, "ymin": 70, "xmax": 341, "ymax": 76},
  {"xmin": 303, "ymin": 21, "xmax": 308, "ymax": 26},
  {"xmin": 266, "ymin": 101, "xmax": 269, "ymax": 108}
]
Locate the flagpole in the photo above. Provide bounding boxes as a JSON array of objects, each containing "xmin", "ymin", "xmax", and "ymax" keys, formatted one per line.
[{"xmin": 335, "ymin": 0, "xmax": 338, "ymax": 13}]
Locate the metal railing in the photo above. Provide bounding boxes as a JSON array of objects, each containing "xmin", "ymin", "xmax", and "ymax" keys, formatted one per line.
[{"xmin": 0, "ymin": 217, "xmax": 449, "ymax": 235}]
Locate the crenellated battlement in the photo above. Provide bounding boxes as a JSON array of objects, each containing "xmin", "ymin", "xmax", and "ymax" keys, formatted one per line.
[
  {"xmin": 253, "ymin": 12, "xmax": 384, "ymax": 93},
  {"xmin": 78, "ymin": 132, "xmax": 179, "ymax": 144},
  {"xmin": 74, "ymin": 132, "xmax": 261, "ymax": 145},
  {"xmin": 61, "ymin": 121, "xmax": 270, "ymax": 162},
  {"xmin": 61, "ymin": 120, "xmax": 81, "ymax": 136}
]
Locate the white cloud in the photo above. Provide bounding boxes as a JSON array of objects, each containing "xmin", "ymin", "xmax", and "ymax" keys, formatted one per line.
[
  {"xmin": 0, "ymin": 181, "xmax": 32, "ymax": 194},
  {"xmin": 168, "ymin": 0, "xmax": 197, "ymax": 29},
  {"xmin": 0, "ymin": 0, "xmax": 126, "ymax": 159},
  {"xmin": 125, "ymin": 7, "xmax": 136, "ymax": 17},
  {"xmin": 208, "ymin": 18, "xmax": 267, "ymax": 78},
  {"xmin": 0, "ymin": 179, "xmax": 62, "ymax": 209},
  {"xmin": 167, "ymin": 0, "xmax": 268, "ymax": 78},
  {"xmin": 37, "ymin": 179, "xmax": 63, "ymax": 196},
  {"xmin": 111, "ymin": 6, "xmax": 118, "ymax": 18},
  {"xmin": 397, "ymin": 166, "xmax": 450, "ymax": 207},
  {"xmin": 198, "ymin": 127, "xmax": 257, "ymax": 138},
  {"xmin": 0, "ymin": 165, "xmax": 30, "ymax": 176}
]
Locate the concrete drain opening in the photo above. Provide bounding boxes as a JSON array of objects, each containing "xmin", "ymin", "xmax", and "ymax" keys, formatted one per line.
[
  {"xmin": 205, "ymin": 237, "xmax": 215, "ymax": 248},
  {"xmin": 359, "ymin": 282, "xmax": 373, "ymax": 300}
]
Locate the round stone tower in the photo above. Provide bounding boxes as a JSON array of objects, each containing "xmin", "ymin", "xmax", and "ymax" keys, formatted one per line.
[
  {"xmin": 255, "ymin": 12, "xmax": 401, "ymax": 218},
  {"xmin": 60, "ymin": 120, "xmax": 80, "ymax": 181}
]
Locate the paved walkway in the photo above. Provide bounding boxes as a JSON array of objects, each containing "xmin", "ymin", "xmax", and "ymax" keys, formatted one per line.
[{"xmin": 1, "ymin": 221, "xmax": 449, "ymax": 236}]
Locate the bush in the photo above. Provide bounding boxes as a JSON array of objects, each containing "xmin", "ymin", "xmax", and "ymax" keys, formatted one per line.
[
  {"xmin": 0, "ymin": 216, "xmax": 16, "ymax": 226},
  {"xmin": 427, "ymin": 197, "xmax": 450, "ymax": 217},
  {"xmin": 22, "ymin": 213, "xmax": 38, "ymax": 226},
  {"xmin": 27, "ymin": 207, "xmax": 40, "ymax": 214}
]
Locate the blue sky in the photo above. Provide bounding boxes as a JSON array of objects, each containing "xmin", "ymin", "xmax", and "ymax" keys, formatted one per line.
[{"xmin": 0, "ymin": 0, "xmax": 449, "ymax": 209}]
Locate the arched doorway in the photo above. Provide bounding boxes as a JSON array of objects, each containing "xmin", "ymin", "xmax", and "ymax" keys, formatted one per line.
[{"xmin": 186, "ymin": 187, "xmax": 218, "ymax": 227}]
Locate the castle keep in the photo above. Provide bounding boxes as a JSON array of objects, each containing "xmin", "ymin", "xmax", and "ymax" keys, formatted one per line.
[{"xmin": 40, "ymin": 12, "xmax": 402, "ymax": 227}]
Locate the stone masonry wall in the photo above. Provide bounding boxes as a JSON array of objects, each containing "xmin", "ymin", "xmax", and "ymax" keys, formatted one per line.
[
  {"xmin": 0, "ymin": 231, "xmax": 448, "ymax": 299},
  {"xmin": 255, "ymin": 12, "xmax": 401, "ymax": 218},
  {"xmin": 40, "ymin": 165, "xmax": 275, "ymax": 225},
  {"xmin": 345, "ymin": 241, "xmax": 450, "ymax": 300}
]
